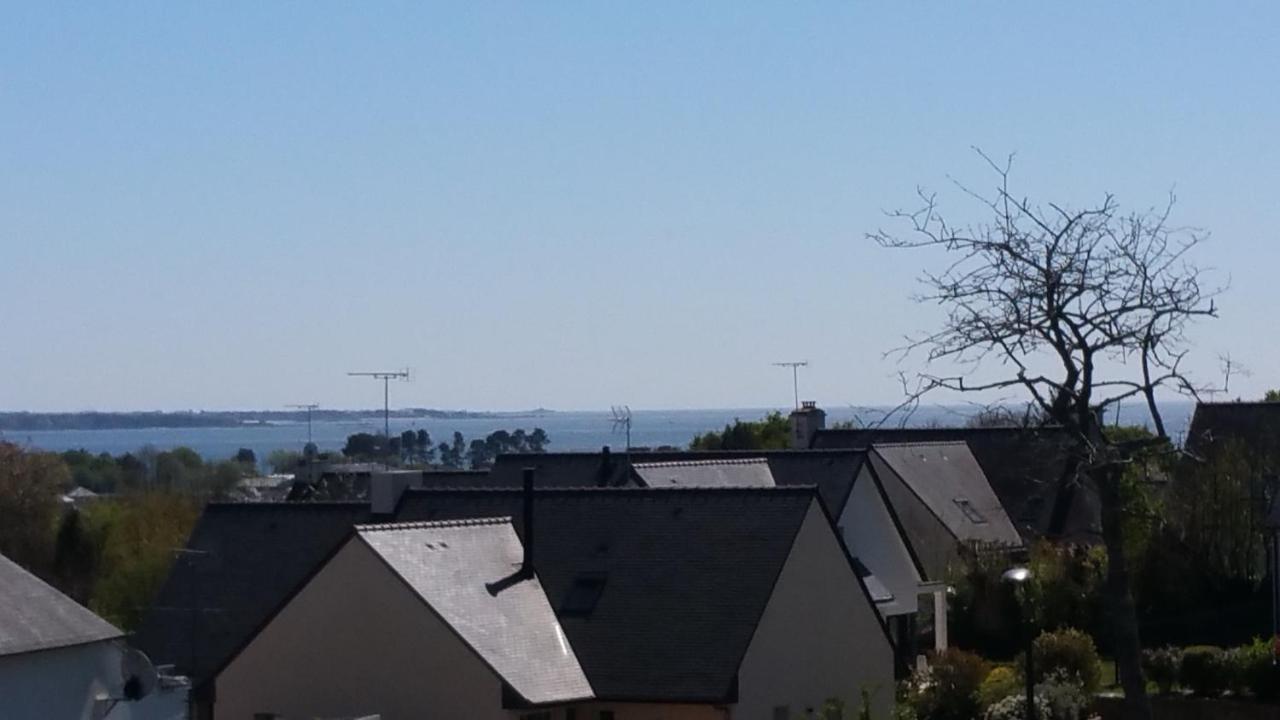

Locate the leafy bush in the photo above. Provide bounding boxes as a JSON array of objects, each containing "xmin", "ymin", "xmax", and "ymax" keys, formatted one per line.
[
  {"xmin": 904, "ymin": 648, "xmax": 989, "ymax": 720},
  {"xmin": 1021, "ymin": 628, "xmax": 1103, "ymax": 693},
  {"xmin": 1236, "ymin": 637, "xmax": 1280, "ymax": 701},
  {"xmin": 1141, "ymin": 646, "xmax": 1181, "ymax": 695},
  {"xmin": 1180, "ymin": 645, "xmax": 1229, "ymax": 697},
  {"xmin": 979, "ymin": 666, "xmax": 1020, "ymax": 709},
  {"xmin": 984, "ymin": 670, "xmax": 1089, "ymax": 720},
  {"xmin": 985, "ymin": 693, "xmax": 1050, "ymax": 720}
]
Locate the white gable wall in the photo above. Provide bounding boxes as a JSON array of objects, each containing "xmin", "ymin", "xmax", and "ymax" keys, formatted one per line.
[
  {"xmin": 214, "ymin": 538, "xmax": 509, "ymax": 720},
  {"xmin": 736, "ymin": 500, "xmax": 896, "ymax": 719},
  {"xmin": 837, "ymin": 464, "xmax": 923, "ymax": 617},
  {"xmin": 0, "ymin": 640, "xmax": 187, "ymax": 720}
]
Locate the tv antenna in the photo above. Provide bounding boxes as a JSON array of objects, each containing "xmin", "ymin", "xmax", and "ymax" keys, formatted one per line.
[
  {"xmin": 347, "ymin": 369, "xmax": 411, "ymax": 438},
  {"xmin": 772, "ymin": 361, "xmax": 809, "ymax": 410},
  {"xmin": 286, "ymin": 403, "xmax": 320, "ymax": 444},
  {"xmin": 611, "ymin": 405, "xmax": 633, "ymax": 451}
]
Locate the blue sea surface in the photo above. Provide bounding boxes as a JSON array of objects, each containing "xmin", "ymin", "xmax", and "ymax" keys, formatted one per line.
[{"xmin": 3, "ymin": 403, "xmax": 1195, "ymax": 463}]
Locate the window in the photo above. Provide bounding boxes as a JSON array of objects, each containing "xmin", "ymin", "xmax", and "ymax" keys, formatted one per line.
[
  {"xmin": 521, "ymin": 714, "xmax": 550, "ymax": 720},
  {"xmin": 599, "ymin": 712, "xmax": 615, "ymax": 720},
  {"xmin": 772, "ymin": 706, "xmax": 790, "ymax": 720},
  {"xmin": 561, "ymin": 573, "xmax": 607, "ymax": 616},
  {"xmin": 565, "ymin": 711, "xmax": 577, "ymax": 720},
  {"xmin": 953, "ymin": 498, "xmax": 988, "ymax": 524}
]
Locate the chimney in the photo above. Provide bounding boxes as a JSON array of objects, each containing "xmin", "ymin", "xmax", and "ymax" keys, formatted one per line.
[
  {"xmin": 521, "ymin": 467, "xmax": 536, "ymax": 578},
  {"xmin": 789, "ymin": 401, "xmax": 826, "ymax": 449}
]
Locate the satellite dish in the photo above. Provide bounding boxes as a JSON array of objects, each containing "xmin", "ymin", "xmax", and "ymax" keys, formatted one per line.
[{"xmin": 120, "ymin": 647, "xmax": 158, "ymax": 701}]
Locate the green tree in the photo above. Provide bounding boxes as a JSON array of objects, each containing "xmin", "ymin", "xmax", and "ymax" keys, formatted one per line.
[
  {"xmin": 267, "ymin": 449, "xmax": 304, "ymax": 474},
  {"xmin": 690, "ymin": 412, "xmax": 791, "ymax": 450},
  {"xmin": 1265, "ymin": 389, "xmax": 1280, "ymax": 402},
  {"xmin": 415, "ymin": 429, "xmax": 433, "ymax": 463},
  {"xmin": 61, "ymin": 449, "xmax": 123, "ymax": 494},
  {"xmin": 83, "ymin": 492, "xmax": 200, "ymax": 630},
  {"xmin": 234, "ymin": 448, "xmax": 257, "ymax": 468},
  {"xmin": 0, "ymin": 442, "xmax": 69, "ymax": 574},
  {"xmin": 53, "ymin": 510, "xmax": 98, "ymax": 604}
]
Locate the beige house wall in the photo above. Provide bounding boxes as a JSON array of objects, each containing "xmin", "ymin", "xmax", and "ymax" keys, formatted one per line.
[
  {"xmin": 735, "ymin": 501, "xmax": 896, "ymax": 720},
  {"xmin": 214, "ymin": 538, "xmax": 510, "ymax": 720}
]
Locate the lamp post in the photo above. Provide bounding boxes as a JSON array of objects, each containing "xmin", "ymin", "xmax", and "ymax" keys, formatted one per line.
[{"xmin": 1003, "ymin": 566, "xmax": 1036, "ymax": 720}]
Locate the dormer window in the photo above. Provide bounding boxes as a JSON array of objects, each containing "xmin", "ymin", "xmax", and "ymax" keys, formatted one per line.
[{"xmin": 954, "ymin": 498, "xmax": 988, "ymax": 524}]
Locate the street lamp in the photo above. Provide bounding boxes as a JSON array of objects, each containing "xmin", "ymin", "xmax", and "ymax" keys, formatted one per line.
[{"xmin": 1003, "ymin": 566, "xmax": 1036, "ymax": 720}]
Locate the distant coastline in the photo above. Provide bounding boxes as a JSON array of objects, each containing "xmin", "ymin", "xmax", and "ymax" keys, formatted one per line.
[{"xmin": 0, "ymin": 408, "xmax": 554, "ymax": 432}]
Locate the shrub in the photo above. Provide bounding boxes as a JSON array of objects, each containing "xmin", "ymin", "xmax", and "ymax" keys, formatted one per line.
[
  {"xmin": 1141, "ymin": 646, "xmax": 1181, "ymax": 695},
  {"xmin": 983, "ymin": 670, "xmax": 1089, "ymax": 720},
  {"xmin": 905, "ymin": 648, "xmax": 989, "ymax": 720},
  {"xmin": 979, "ymin": 666, "xmax": 1020, "ymax": 709},
  {"xmin": 985, "ymin": 693, "xmax": 1050, "ymax": 720},
  {"xmin": 1022, "ymin": 628, "xmax": 1103, "ymax": 693},
  {"xmin": 1236, "ymin": 637, "xmax": 1280, "ymax": 701},
  {"xmin": 1180, "ymin": 645, "xmax": 1229, "ymax": 697}
]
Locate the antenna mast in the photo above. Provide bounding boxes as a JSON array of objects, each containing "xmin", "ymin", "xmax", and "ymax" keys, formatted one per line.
[
  {"xmin": 347, "ymin": 369, "xmax": 410, "ymax": 438},
  {"xmin": 286, "ymin": 403, "xmax": 320, "ymax": 444},
  {"xmin": 772, "ymin": 361, "xmax": 809, "ymax": 410},
  {"xmin": 611, "ymin": 406, "xmax": 633, "ymax": 452}
]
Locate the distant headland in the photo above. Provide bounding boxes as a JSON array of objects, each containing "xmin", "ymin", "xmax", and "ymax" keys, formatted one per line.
[{"xmin": 0, "ymin": 408, "xmax": 555, "ymax": 432}]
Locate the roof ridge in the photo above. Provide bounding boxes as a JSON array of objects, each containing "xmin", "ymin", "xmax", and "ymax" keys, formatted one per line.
[
  {"xmin": 873, "ymin": 440, "xmax": 969, "ymax": 448},
  {"xmin": 403, "ymin": 485, "xmax": 815, "ymax": 495},
  {"xmin": 633, "ymin": 457, "xmax": 770, "ymax": 468},
  {"xmin": 357, "ymin": 516, "xmax": 512, "ymax": 532}
]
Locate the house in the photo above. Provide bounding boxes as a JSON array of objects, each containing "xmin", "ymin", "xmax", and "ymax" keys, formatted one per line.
[
  {"xmin": 213, "ymin": 485, "xmax": 896, "ymax": 719},
  {"xmin": 811, "ymin": 422, "xmax": 1096, "ymax": 542},
  {"xmin": 0, "ymin": 551, "xmax": 188, "ymax": 720},
  {"xmin": 389, "ymin": 449, "xmax": 948, "ymax": 657},
  {"xmin": 134, "ymin": 502, "xmax": 372, "ymax": 718},
  {"xmin": 866, "ymin": 442, "xmax": 1023, "ymax": 580},
  {"xmin": 1185, "ymin": 401, "xmax": 1280, "ymax": 481}
]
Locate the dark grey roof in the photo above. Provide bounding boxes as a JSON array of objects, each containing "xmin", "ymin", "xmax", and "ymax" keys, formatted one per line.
[
  {"xmin": 814, "ymin": 426, "xmax": 1093, "ymax": 541},
  {"xmin": 394, "ymin": 486, "xmax": 823, "ymax": 703},
  {"xmin": 871, "ymin": 442, "xmax": 1022, "ymax": 547},
  {"xmin": 631, "ymin": 457, "xmax": 776, "ymax": 488},
  {"xmin": 467, "ymin": 450, "xmax": 866, "ymax": 517},
  {"xmin": 0, "ymin": 551, "xmax": 122, "ymax": 657},
  {"xmin": 134, "ymin": 502, "xmax": 370, "ymax": 685},
  {"xmin": 1185, "ymin": 402, "xmax": 1280, "ymax": 471},
  {"xmin": 357, "ymin": 519, "xmax": 593, "ymax": 705}
]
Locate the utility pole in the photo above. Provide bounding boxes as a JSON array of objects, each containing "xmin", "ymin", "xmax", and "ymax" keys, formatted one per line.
[
  {"xmin": 347, "ymin": 370, "xmax": 410, "ymax": 439},
  {"xmin": 772, "ymin": 361, "xmax": 809, "ymax": 410},
  {"xmin": 286, "ymin": 403, "xmax": 320, "ymax": 444}
]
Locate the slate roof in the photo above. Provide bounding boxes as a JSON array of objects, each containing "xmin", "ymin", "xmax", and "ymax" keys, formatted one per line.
[
  {"xmin": 0, "ymin": 551, "xmax": 122, "ymax": 657},
  {"xmin": 871, "ymin": 442, "xmax": 1022, "ymax": 547},
  {"xmin": 631, "ymin": 457, "xmax": 776, "ymax": 488},
  {"xmin": 394, "ymin": 486, "xmax": 825, "ymax": 703},
  {"xmin": 356, "ymin": 519, "xmax": 593, "ymax": 705},
  {"xmin": 472, "ymin": 449, "xmax": 867, "ymax": 517},
  {"xmin": 134, "ymin": 502, "xmax": 370, "ymax": 685},
  {"xmin": 1185, "ymin": 402, "xmax": 1280, "ymax": 472},
  {"xmin": 814, "ymin": 426, "xmax": 1093, "ymax": 541}
]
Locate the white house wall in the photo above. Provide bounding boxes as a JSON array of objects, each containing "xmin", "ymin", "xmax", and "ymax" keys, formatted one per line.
[
  {"xmin": 0, "ymin": 641, "xmax": 187, "ymax": 720},
  {"xmin": 736, "ymin": 501, "xmax": 896, "ymax": 720},
  {"xmin": 214, "ymin": 538, "xmax": 509, "ymax": 720},
  {"xmin": 837, "ymin": 464, "xmax": 923, "ymax": 617}
]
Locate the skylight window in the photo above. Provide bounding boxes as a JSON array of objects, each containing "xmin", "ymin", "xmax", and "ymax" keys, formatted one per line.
[
  {"xmin": 954, "ymin": 498, "xmax": 989, "ymax": 524},
  {"xmin": 560, "ymin": 573, "xmax": 607, "ymax": 616}
]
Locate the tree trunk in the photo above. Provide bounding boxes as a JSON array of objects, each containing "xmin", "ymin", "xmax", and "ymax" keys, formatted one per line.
[{"xmin": 1096, "ymin": 465, "xmax": 1152, "ymax": 720}]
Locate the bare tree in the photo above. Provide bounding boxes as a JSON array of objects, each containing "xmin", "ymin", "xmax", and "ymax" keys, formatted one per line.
[{"xmin": 873, "ymin": 151, "xmax": 1221, "ymax": 720}]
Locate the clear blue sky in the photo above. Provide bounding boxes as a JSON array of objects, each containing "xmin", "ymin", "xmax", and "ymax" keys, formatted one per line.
[{"xmin": 2, "ymin": 3, "xmax": 1276, "ymax": 412}]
